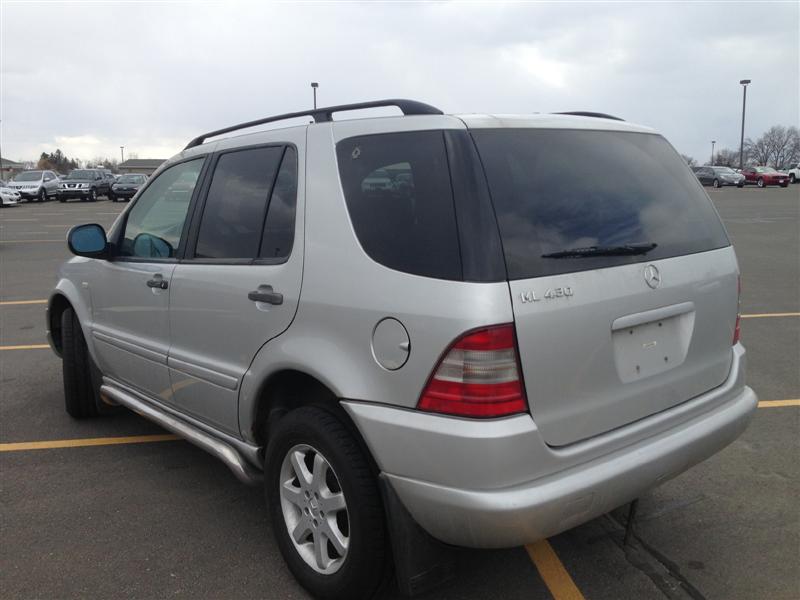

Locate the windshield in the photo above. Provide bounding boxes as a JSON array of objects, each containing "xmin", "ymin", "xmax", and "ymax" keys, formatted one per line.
[
  {"xmin": 66, "ymin": 170, "xmax": 96, "ymax": 180},
  {"xmin": 755, "ymin": 167, "xmax": 776, "ymax": 173},
  {"xmin": 14, "ymin": 171, "xmax": 42, "ymax": 182},
  {"xmin": 471, "ymin": 129, "xmax": 730, "ymax": 279},
  {"xmin": 118, "ymin": 175, "xmax": 144, "ymax": 183},
  {"xmin": 713, "ymin": 167, "xmax": 736, "ymax": 174}
]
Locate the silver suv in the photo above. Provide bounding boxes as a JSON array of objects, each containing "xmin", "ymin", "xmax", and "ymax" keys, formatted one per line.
[{"xmin": 49, "ymin": 100, "xmax": 757, "ymax": 599}]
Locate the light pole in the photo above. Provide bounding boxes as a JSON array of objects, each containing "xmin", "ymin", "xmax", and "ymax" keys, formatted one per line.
[
  {"xmin": 711, "ymin": 140, "xmax": 716, "ymax": 166},
  {"xmin": 311, "ymin": 82, "xmax": 318, "ymax": 109},
  {"xmin": 120, "ymin": 146, "xmax": 125, "ymax": 163},
  {"xmin": 739, "ymin": 79, "xmax": 751, "ymax": 169}
]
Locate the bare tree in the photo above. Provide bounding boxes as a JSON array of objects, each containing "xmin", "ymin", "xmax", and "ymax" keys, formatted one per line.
[
  {"xmin": 711, "ymin": 148, "xmax": 740, "ymax": 167},
  {"xmin": 744, "ymin": 125, "xmax": 800, "ymax": 167},
  {"xmin": 680, "ymin": 154, "xmax": 697, "ymax": 167}
]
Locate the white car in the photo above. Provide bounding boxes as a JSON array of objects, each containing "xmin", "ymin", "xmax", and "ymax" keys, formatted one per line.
[
  {"xmin": 785, "ymin": 162, "xmax": 799, "ymax": 184},
  {"xmin": 0, "ymin": 182, "xmax": 21, "ymax": 206}
]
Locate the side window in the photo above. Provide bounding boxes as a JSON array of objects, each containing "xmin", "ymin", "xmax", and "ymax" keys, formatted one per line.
[
  {"xmin": 336, "ymin": 131, "xmax": 462, "ymax": 280},
  {"xmin": 194, "ymin": 146, "xmax": 284, "ymax": 259},
  {"xmin": 120, "ymin": 158, "xmax": 204, "ymax": 258},
  {"xmin": 259, "ymin": 147, "xmax": 298, "ymax": 260}
]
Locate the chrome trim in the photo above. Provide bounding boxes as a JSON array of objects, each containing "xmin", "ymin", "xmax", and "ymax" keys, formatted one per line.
[{"xmin": 100, "ymin": 382, "xmax": 263, "ymax": 485}]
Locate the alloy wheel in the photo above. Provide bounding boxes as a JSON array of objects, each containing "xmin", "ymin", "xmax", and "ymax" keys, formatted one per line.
[{"xmin": 279, "ymin": 444, "xmax": 350, "ymax": 575}]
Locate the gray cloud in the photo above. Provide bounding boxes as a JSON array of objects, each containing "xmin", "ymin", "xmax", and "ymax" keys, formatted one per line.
[{"xmin": 2, "ymin": 1, "xmax": 797, "ymax": 163}]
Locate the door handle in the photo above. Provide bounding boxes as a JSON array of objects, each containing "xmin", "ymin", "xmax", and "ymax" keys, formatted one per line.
[
  {"xmin": 146, "ymin": 276, "xmax": 168, "ymax": 290},
  {"xmin": 248, "ymin": 285, "xmax": 283, "ymax": 305}
]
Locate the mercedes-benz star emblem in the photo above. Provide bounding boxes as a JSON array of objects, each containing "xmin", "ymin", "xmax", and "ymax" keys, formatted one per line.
[{"xmin": 644, "ymin": 264, "xmax": 661, "ymax": 289}]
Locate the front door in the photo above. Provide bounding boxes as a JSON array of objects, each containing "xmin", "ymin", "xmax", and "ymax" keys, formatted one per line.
[
  {"xmin": 90, "ymin": 157, "xmax": 206, "ymax": 399},
  {"xmin": 166, "ymin": 142, "xmax": 303, "ymax": 435}
]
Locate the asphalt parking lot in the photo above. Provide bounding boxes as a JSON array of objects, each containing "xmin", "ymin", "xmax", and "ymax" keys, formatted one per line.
[{"xmin": 1, "ymin": 187, "xmax": 798, "ymax": 600}]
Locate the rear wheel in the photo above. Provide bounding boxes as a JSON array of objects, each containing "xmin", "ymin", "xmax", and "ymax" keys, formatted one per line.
[
  {"xmin": 757, "ymin": 177, "xmax": 765, "ymax": 188},
  {"xmin": 265, "ymin": 407, "xmax": 387, "ymax": 600}
]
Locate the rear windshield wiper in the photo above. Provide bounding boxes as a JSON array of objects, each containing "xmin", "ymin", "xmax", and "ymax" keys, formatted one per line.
[{"xmin": 542, "ymin": 242, "xmax": 657, "ymax": 259}]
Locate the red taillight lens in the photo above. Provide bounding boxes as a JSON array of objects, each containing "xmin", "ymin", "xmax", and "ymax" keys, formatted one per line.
[
  {"xmin": 417, "ymin": 324, "xmax": 527, "ymax": 418},
  {"xmin": 733, "ymin": 276, "xmax": 742, "ymax": 345}
]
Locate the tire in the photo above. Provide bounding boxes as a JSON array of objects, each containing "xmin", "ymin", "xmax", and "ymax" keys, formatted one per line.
[
  {"xmin": 737, "ymin": 183, "xmax": 744, "ymax": 188},
  {"xmin": 790, "ymin": 174, "xmax": 796, "ymax": 184},
  {"xmin": 89, "ymin": 188, "xmax": 97, "ymax": 202},
  {"xmin": 59, "ymin": 197, "xmax": 66, "ymax": 203},
  {"xmin": 61, "ymin": 307, "xmax": 100, "ymax": 419},
  {"xmin": 713, "ymin": 179, "xmax": 721, "ymax": 188},
  {"xmin": 780, "ymin": 182, "xmax": 788, "ymax": 188},
  {"xmin": 109, "ymin": 192, "xmax": 116, "ymax": 202},
  {"xmin": 38, "ymin": 188, "xmax": 46, "ymax": 202},
  {"xmin": 757, "ymin": 178, "xmax": 765, "ymax": 188},
  {"xmin": 265, "ymin": 407, "xmax": 387, "ymax": 600}
]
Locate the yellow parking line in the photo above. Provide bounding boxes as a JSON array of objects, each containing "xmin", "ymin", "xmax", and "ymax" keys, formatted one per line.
[
  {"xmin": 758, "ymin": 399, "xmax": 800, "ymax": 408},
  {"xmin": 0, "ymin": 434, "xmax": 180, "ymax": 452},
  {"xmin": 0, "ymin": 299, "xmax": 47, "ymax": 305},
  {"xmin": 526, "ymin": 540, "xmax": 585, "ymax": 600},
  {"xmin": 741, "ymin": 312, "xmax": 800, "ymax": 319},
  {"xmin": 0, "ymin": 344, "xmax": 50, "ymax": 351}
]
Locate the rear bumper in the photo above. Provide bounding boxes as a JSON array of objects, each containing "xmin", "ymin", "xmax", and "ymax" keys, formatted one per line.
[{"xmin": 344, "ymin": 344, "xmax": 756, "ymax": 548}]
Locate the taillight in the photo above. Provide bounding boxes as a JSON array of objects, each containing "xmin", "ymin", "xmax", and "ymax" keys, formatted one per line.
[
  {"xmin": 733, "ymin": 276, "xmax": 742, "ymax": 345},
  {"xmin": 417, "ymin": 324, "xmax": 527, "ymax": 418}
]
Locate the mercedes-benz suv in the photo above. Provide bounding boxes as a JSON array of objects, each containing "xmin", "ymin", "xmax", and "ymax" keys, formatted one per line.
[{"xmin": 48, "ymin": 100, "xmax": 757, "ymax": 600}]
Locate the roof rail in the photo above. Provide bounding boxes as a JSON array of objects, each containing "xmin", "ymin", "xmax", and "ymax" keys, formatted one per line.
[
  {"xmin": 184, "ymin": 99, "xmax": 444, "ymax": 149},
  {"xmin": 553, "ymin": 111, "xmax": 625, "ymax": 122}
]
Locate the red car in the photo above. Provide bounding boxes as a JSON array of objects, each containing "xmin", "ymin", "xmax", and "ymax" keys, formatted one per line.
[{"xmin": 742, "ymin": 166, "xmax": 790, "ymax": 188}]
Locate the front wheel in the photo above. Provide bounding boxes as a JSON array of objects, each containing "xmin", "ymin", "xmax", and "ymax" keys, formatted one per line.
[
  {"xmin": 790, "ymin": 174, "xmax": 796, "ymax": 184},
  {"xmin": 61, "ymin": 308, "xmax": 100, "ymax": 418},
  {"xmin": 757, "ymin": 178, "xmax": 765, "ymax": 188},
  {"xmin": 713, "ymin": 179, "xmax": 721, "ymax": 188},
  {"xmin": 38, "ymin": 188, "xmax": 47, "ymax": 202},
  {"xmin": 265, "ymin": 407, "xmax": 388, "ymax": 600},
  {"xmin": 89, "ymin": 188, "xmax": 97, "ymax": 202},
  {"xmin": 780, "ymin": 182, "xmax": 788, "ymax": 188}
]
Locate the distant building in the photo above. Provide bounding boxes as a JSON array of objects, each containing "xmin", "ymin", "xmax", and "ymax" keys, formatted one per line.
[
  {"xmin": 0, "ymin": 157, "xmax": 25, "ymax": 180},
  {"xmin": 118, "ymin": 158, "xmax": 167, "ymax": 176}
]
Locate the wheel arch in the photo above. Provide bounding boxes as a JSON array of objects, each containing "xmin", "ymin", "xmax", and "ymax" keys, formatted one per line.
[
  {"xmin": 47, "ymin": 283, "xmax": 94, "ymax": 360},
  {"xmin": 245, "ymin": 368, "xmax": 379, "ymax": 476}
]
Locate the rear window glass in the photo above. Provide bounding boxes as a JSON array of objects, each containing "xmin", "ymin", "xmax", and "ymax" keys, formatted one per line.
[
  {"xmin": 336, "ymin": 131, "xmax": 462, "ymax": 280},
  {"xmin": 195, "ymin": 146, "xmax": 283, "ymax": 259},
  {"xmin": 472, "ymin": 129, "xmax": 729, "ymax": 279}
]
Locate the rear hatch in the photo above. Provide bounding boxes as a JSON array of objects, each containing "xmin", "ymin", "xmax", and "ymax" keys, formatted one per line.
[{"xmin": 471, "ymin": 126, "xmax": 737, "ymax": 446}]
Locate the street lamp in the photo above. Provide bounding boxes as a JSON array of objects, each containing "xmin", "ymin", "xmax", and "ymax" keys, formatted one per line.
[
  {"xmin": 739, "ymin": 79, "xmax": 751, "ymax": 169},
  {"xmin": 311, "ymin": 82, "xmax": 319, "ymax": 109},
  {"xmin": 120, "ymin": 146, "xmax": 125, "ymax": 163},
  {"xmin": 711, "ymin": 140, "xmax": 716, "ymax": 166}
]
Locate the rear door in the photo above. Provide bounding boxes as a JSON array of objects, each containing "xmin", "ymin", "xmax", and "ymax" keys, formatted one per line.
[
  {"xmin": 472, "ymin": 128, "xmax": 737, "ymax": 446},
  {"xmin": 165, "ymin": 140, "xmax": 303, "ymax": 435}
]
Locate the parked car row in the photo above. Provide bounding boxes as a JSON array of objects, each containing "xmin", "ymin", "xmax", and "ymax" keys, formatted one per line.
[
  {"xmin": 1, "ymin": 169, "xmax": 148, "ymax": 203},
  {"xmin": 692, "ymin": 165, "xmax": 792, "ymax": 188}
]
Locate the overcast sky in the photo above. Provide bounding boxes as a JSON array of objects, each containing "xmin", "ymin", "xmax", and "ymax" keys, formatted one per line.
[{"xmin": 1, "ymin": 1, "xmax": 797, "ymax": 165}]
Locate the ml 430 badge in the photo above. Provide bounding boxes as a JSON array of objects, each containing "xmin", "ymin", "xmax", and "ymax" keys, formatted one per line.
[{"xmin": 519, "ymin": 286, "xmax": 574, "ymax": 303}]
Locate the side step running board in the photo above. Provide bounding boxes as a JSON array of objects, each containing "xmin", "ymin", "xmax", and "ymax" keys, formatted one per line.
[{"xmin": 100, "ymin": 384, "xmax": 263, "ymax": 485}]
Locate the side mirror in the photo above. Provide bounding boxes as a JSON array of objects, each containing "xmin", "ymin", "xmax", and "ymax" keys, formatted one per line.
[{"xmin": 68, "ymin": 224, "xmax": 108, "ymax": 258}]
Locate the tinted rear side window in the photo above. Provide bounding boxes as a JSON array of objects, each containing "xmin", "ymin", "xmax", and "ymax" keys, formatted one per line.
[
  {"xmin": 472, "ymin": 129, "xmax": 729, "ymax": 279},
  {"xmin": 259, "ymin": 147, "xmax": 297, "ymax": 260},
  {"xmin": 195, "ymin": 146, "xmax": 283, "ymax": 259},
  {"xmin": 336, "ymin": 131, "xmax": 462, "ymax": 280}
]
